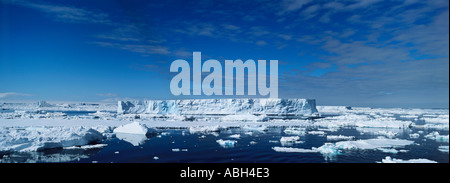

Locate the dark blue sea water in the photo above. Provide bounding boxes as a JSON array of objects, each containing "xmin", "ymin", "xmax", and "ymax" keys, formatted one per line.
[{"xmin": 63, "ymin": 127, "xmax": 447, "ymax": 163}]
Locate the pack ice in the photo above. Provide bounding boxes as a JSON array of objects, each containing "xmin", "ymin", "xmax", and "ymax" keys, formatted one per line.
[{"xmin": 0, "ymin": 126, "xmax": 103, "ymax": 153}]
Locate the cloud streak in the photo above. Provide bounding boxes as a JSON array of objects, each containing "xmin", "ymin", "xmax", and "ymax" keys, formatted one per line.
[{"xmin": 0, "ymin": 92, "xmax": 32, "ymax": 99}]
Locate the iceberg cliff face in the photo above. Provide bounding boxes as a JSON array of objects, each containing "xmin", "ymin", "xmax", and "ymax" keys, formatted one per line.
[{"xmin": 117, "ymin": 98, "xmax": 318, "ymax": 116}]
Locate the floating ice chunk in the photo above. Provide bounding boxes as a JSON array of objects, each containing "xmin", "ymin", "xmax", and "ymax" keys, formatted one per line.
[
  {"xmin": 438, "ymin": 146, "xmax": 449, "ymax": 153},
  {"xmin": 216, "ymin": 139, "xmax": 237, "ymax": 148},
  {"xmin": 424, "ymin": 132, "xmax": 449, "ymax": 142},
  {"xmin": 409, "ymin": 133, "xmax": 420, "ymax": 139},
  {"xmin": 283, "ymin": 128, "xmax": 306, "ymax": 135},
  {"xmin": 64, "ymin": 144, "xmax": 108, "ymax": 150},
  {"xmin": 153, "ymin": 156, "xmax": 159, "ymax": 160},
  {"xmin": 115, "ymin": 133, "xmax": 148, "ymax": 146},
  {"xmin": 314, "ymin": 138, "xmax": 414, "ymax": 157},
  {"xmin": 314, "ymin": 143, "xmax": 341, "ymax": 162},
  {"xmin": 249, "ymin": 141, "xmax": 257, "ymax": 145},
  {"xmin": 229, "ymin": 134, "xmax": 240, "ymax": 139},
  {"xmin": 280, "ymin": 136, "xmax": 301, "ymax": 142},
  {"xmin": 113, "ymin": 122, "xmax": 153, "ymax": 135},
  {"xmin": 379, "ymin": 156, "xmax": 437, "ymax": 163},
  {"xmin": 172, "ymin": 148, "xmax": 180, "ymax": 152},
  {"xmin": 333, "ymin": 138, "xmax": 414, "ymax": 150},
  {"xmin": 272, "ymin": 147, "xmax": 318, "ymax": 153},
  {"xmin": 308, "ymin": 131, "xmax": 326, "ymax": 136},
  {"xmin": 326, "ymin": 135, "xmax": 355, "ymax": 141},
  {"xmin": 280, "ymin": 136, "xmax": 304, "ymax": 146}
]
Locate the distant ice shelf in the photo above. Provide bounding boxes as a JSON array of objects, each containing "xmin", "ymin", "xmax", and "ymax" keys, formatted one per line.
[{"xmin": 117, "ymin": 98, "xmax": 319, "ymax": 119}]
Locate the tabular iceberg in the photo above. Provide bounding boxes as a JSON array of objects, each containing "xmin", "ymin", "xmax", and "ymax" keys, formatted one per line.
[{"xmin": 117, "ymin": 98, "xmax": 319, "ymax": 117}]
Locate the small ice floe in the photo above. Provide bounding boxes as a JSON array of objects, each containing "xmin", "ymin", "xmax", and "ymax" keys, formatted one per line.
[
  {"xmin": 315, "ymin": 138, "xmax": 414, "ymax": 159},
  {"xmin": 64, "ymin": 144, "xmax": 108, "ymax": 150},
  {"xmin": 280, "ymin": 136, "xmax": 304, "ymax": 146},
  {"xmin": 269, "ymin": 140, "xmax": 279, "ymax": 143},
  {"xmin": 424, "ymin": 132, "xmax": 449, "ymax": 142},
  {"xmin": 280, "ymin": 136, "xmax": 301, "ymax": 142},
  {"xmin": 114, "ymin": 151, "xmax": 119, "ymax": 154},
  {"xmin": 181, "ymin": 149, "xmax": 188, "ymax": 152},
  {"xmin": 283, "ymin": 128, "xmax": 306, "ymax": 135},
  {"xmin": 272, "ymin": 147, "xmax": 318, "ymax": 153},
  {"xmin": 216, "ymin": 139, "xmax": 237, "ymax": 148},
  {"xmin": 314, "ymin": 143, "xmax": 341, "ymax": 155},
  {"xmin": 172, "ymin": 148, "xmax": 180, "ymax": 152},
  {"xmin": 153, "ymin": 156, "xmax": 159, "ymax": 160},
  {"xmin": 229, "ymin": 134, "xmax": 241, "ymax": 139},
  {"xmin": 113, "ymin": 122, "xmax": 157, "ymax": 146},
  {"xmin": 307, "ymin": 131, "xmax": 326, "ymax": 136},
  {"xmin": 249, "ymin": 141, "xmax": 257, "ymax": 145},
  {"xmin": 438, "ymin": 146, "xmax": 449, "ymax": 153},
  {"xmin": 326, "ymin": 135, "xmax": 355, "ymax": 141},
  {"xmin": 379, "ymin": 156, "xmax": 437, "ymax": 163}
]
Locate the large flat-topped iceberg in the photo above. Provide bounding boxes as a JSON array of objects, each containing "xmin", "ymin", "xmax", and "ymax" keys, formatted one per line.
[{"xmin": 118, "ymin": 98, "xmax": 318, "ymax": 116}]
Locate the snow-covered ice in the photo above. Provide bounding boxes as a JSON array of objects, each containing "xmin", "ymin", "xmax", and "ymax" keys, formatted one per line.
[
  {"xmin": 113, "ymin": 122, "xmax": 153, "ymax": 135},
  {"xmin": 117, "ymin": 98, "xmax": 319, "ymax": 116},
  {"xmin": 326, "ymin": 135, "xmax": 355, "ymax": 141},
  {"xmin": 280, "ymin": 136, "xmax": 301, "ymax": 142},
  {"xmin": 216, "ymin": 139, "xmax": 237, "ymax": 148},
  {"xmin": 379, "ymin": 156, "xmax": 437, "ymax": 163},
  {"xmin": 424, "ymin": 132, "xmax": 449, "ymax": 142},
  {"xmin": 0, "ymin": 101, "xmax": 448, "ymax": 163},
  {"xmin": 283, "ymin": 128, "xmax": 306, "ymax": 135},
  {"xmin": 438, "ymin": 146, "xmax": 449, "ymax": 153},
  {"xmin": 272, "ymin": 146, "xmax": 317, "ymax": 153},
  {"xmin": 0, "ymin": 126, "xmax": 103, "ymax": 152}
]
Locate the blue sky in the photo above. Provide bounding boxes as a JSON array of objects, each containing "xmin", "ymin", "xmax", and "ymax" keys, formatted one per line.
[{"xmin": 0, "ymin": 0, "xmax": 448, "ymax": 108}]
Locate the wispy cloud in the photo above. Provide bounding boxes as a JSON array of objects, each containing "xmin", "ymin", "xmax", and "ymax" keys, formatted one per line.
[
  {"xmin": 0, "ymin": 92, "xmax": 32, "ymax": 98},
  {"xmin": 278, "ymin": 0, "xmax": 312, "ymax": 14},
  {"xmin": 6, "ymin": 0, "xmax": 113, "ymax": 25},
  {"xmin": 91, "ymin": 41, "xmax": 170, "ymax": 55}
]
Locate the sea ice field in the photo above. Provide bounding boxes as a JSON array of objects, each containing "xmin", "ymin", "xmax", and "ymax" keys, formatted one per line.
[{"xmin": 0, "ymin": 100, "xmax": 448, "ymax": 163}]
